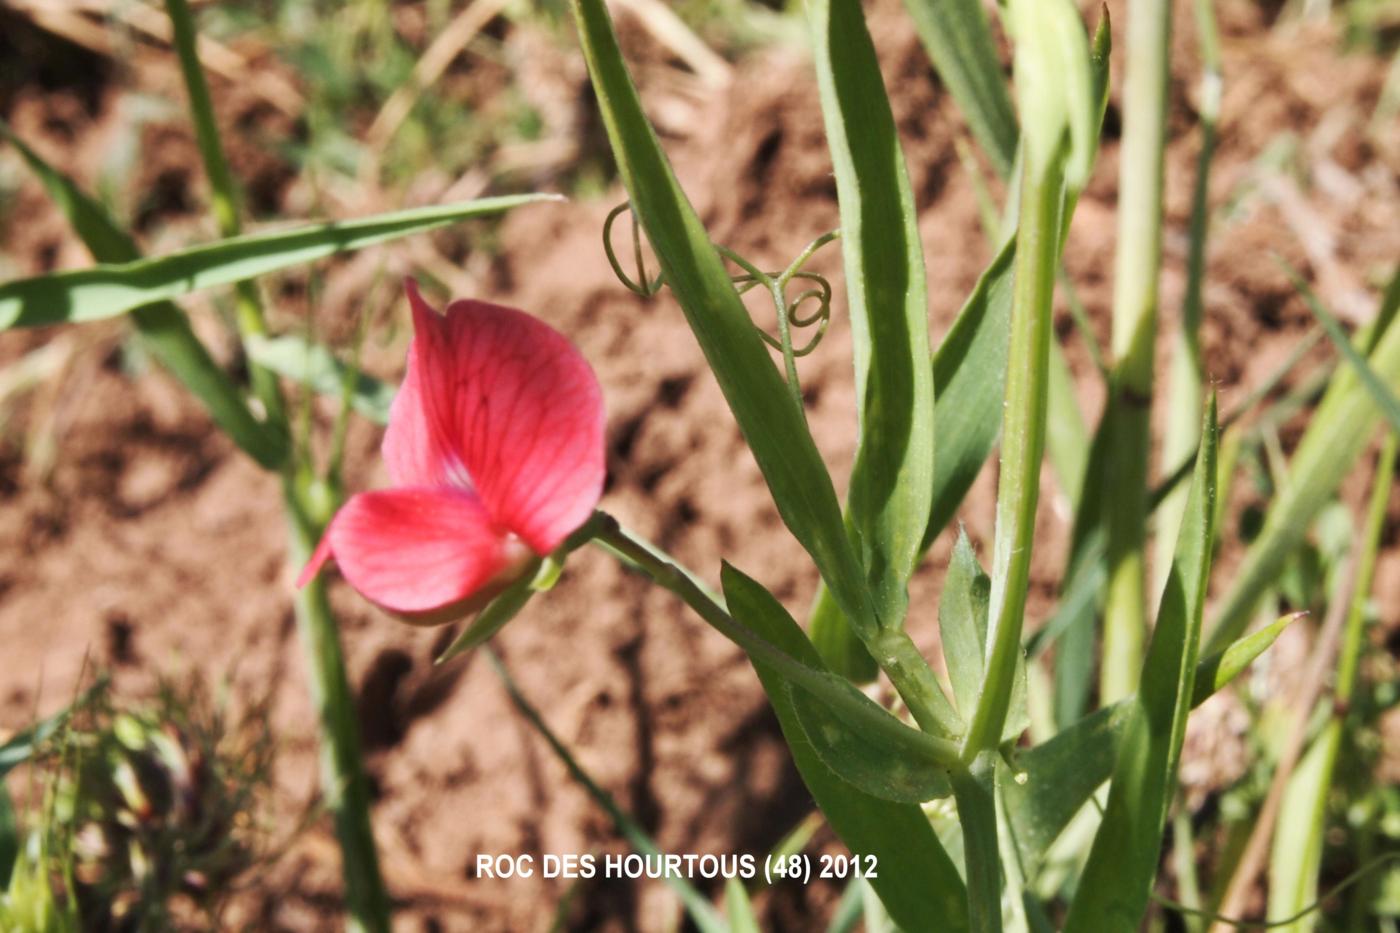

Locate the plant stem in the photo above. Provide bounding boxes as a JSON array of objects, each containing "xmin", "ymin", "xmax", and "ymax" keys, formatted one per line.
[
  {"xmin": 164, "ymin": 0, "xmax": 287, "ymax": 434},
  {"xmin": 590, "ymin": 515, "xmax": 960, "ymax": 766},
  {"xmin": 1155, "ymin": 0, "xmax": 1221, "ymax": 608},
  {"xmin": 285, "ymin": 479, "xmax": 392, "ymax": 933},
  {"xmin": 164, "ymin": 5, "xmax": 388, "ymax": 924},
  {"xmin": 1101, "ymin": 0, "xmax": 1174, "ymax": 704},
  {"xmin": 963, "ymin": 149, "xmax": 1063, "ymax": 760}
]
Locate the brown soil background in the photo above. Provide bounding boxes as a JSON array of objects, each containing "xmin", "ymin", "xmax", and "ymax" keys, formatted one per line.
[{"xmin": 2, "ymin": 0, "xmax": 1399, "ymax": 929}]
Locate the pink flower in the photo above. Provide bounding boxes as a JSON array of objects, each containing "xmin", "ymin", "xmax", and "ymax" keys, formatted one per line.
[{"xmin": 297, "ymin": 279, "xmax": 606, "ymax": 625}]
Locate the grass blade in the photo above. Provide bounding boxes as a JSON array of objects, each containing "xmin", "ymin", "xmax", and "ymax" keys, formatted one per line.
[
  {"xmin": 808, "ymin": 0, "xmax": 934, "ymax": 636},
  {"xmin": 1207, "ymin": 276, "xmax": 1400, "ymax": 652},
  {"xmin": 901, "ymin": 0, "xmax": 1018, "ymax": 176},
  {"xmin": 0, "ymin": 196, "xmax": 559, "ymax": 330},
  {"xmin": 720, "ymin": 564, "xmax": 969, "ymax": 932},
  {"xmin": 1286, "ymin": 261, "xmax": 1400, "ymax": 434},
  {"xmin": 1064, "ymin": 397, "xmax": 1218, "ymax": 932},
  {"xmin": 1266, "ymin": 724, "xmax": 1339, "ymax": 931},
  {"xmin": 0, "ymin": 124, "xmax": 288, "ymax": 469},
  {"xmin": 487, "ymin": 650, "xmax": 729, "ymax": 933}
]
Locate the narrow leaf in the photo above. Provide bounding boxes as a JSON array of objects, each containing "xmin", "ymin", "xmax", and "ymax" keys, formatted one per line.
[
  {"xmin": 939, "ymin": 529, "xmax": 1028, "ymax": 740},
  {"xmin": 1191, "ymin": 611, "xmax": 1302, "ymax": 708},
  {"xmin": 725, "ymin": 878, "xmax": 762, "ymax": 933},
  {"xmin": 1, "ymin": 124, "xmax": 287, "ymax": 469},
  {"xmin": 569, "ymin": 0, "xmax": 879, "ymax": 650},
  {"xmin": 925, "ymin": 238, "xmax": 1015, "ymax": 547},
  {"xmin": 1209, "ymin": 281, "xmax": 1400, "ymax": 651},
  {"xmin": 1267, "ymin": 722, "xmax": 1339, "ymax": 930},
  {"xmin": 720, "ymin": 564, "xmax": 969, "ymax": 932},
  {"xmin": 1064, "ymin": 397, "xmax": 1218, "ymax": 932},
  {"xmin": 247, "ymin": 334, "xmax": 396, "ymax": 425},
  {"xmin": 0, "ymin": 195, "xmax": 559, "ymax": 329},
  {"xmin": 809, "ymin": 0, "xmax": 935, "ymax": 634},
  {"xmin": 1287, "ymin": 261, "xmax": 1400, "ymax": 435},
  {"xmin": 901, "ymin": 0, "xmax": 1017, "ymax": 176},
  {"xmin": 787, "ymin": 678, "xmax": 952, "ymax": 804}
]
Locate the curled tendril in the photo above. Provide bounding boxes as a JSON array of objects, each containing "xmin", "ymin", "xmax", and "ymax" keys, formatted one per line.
[{"xmin": 602, "ymin": 201, "xmax": 839, "ymax": 390}]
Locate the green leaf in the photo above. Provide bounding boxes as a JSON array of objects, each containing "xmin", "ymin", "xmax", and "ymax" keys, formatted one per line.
[
  {"xmin": 1006, "ymin": 611, "xmax": 1293, "ymax": 879},
  {"xmin": 925, "ymin": 238, "xmax": 1015, "ymax": 548},
  {"xmin": 1, "ymin": 123, "xmax": 288, "ymax": 469},
  {"xmin": 809, "ymin": 0, "xmax": 934, "ymax": 635},
  {"xmin": 1001, "ymin": 701, "xmax": 1133, "ymax": 876},
  {"xmin": 1287, "ymin": 261, "xmax": 1400, "ymax": 435},
  {"xmin": 434, "ymin": 561, "xmax": 544, "ymax": 665},
  {"xmin": 720, "ymin": 564, "xmax": 969, "ymax": 932},
  {"xmin": 901, "ymin": 0, "xmax": 1018, "ymax": 176},
  {"xmin": 725, "ymin": 878, "xmax": 761, "ymax": 933},
  {"xmin": 0, "ymin": 195, "xmax": 559, "ymax": 329},
  {"xmin": 1209, "ymin": 278, "xmax": 1400, "ymax": 651},
  {"xmin": 436, "ymin": 514, "xmax": 605, "ymax": 665},
  {"xmin": 1064, "ymin": 397, "xmax": 1218, "ymax": 932},
  {"xmin": 939, "ymin": 529, "xmax": 1028, "ymax": 741},
  {"xmin": 570, "ymin": 0, "xmax": 878, "ymax": 650},
  {"xmin": 487, "ymin": 650, "xmax": 728, "ymax": 933},
  {"xmin": 1006, "ymin": 0, "xmax": 1094, "ymax": 192},
  {"xmin": 247, "ymin": 334, "xmax": 396, "ymax": 425},
  {"xmin": 1005, "ymin": 610, "xmax": 1297, "ymax": 877},
  {"xmin": 1191, "ymin": 611, "xmax": 1301, "ymax": 708},
  {"xmin": 787, "ymin": 677, "xmax": 952, "ymax": 804},
  {"xmin": 1267, "ymin": 721, "xmax": 1339, "ymax": 931}
]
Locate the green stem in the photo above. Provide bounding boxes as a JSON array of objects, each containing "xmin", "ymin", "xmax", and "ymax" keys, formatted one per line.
[
  {"xmin": 1154, "ymin": 0, "xmax": 1221, "ymax": 608},
  {"xmin": 164, "ymin": 0, "xmax": 287, "ymax": 433},
  {"xmin": 285, "ymin": 478, "xmax": 392, "ymax": 933},
  {"xmin": 1101, "ymin": 0, "xmax": 1174, "ymax": 704},
  {"xmin": 963, "ymin": 149, "xmax": 1063, "ymax": 760},
  {"xmin": 590, "ymin": 515, "xmax": 960, "ymax": 767},
  {"xmin": 165, "ymin": 4, "xmax": 388, "ymax": 925},
  {"xmin": 1336, "ymin": 433, "xmax": 1398, "ymax": 703}
]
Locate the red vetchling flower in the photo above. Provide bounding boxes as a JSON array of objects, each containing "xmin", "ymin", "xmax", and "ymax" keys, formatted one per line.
[{"xmin": 297, "ymin": 279, "xmax": 606, "ymax": 625}]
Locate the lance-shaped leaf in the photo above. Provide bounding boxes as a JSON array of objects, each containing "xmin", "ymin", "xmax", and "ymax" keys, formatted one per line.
[
  {"xmin": 1003, "ymin": 608, "xmax": 1298, "ymax": 878},
  {"xmin": 721, "ymin": 564, "xmax": 969, "ymax": 932},
  {"xmin": 810, "ymin": 0, "xmax": 934, "ymax": 635},
  {"xmin": 925, "ymin": 238, "xmax": 1015, "ymax": 547},
  {"xmin": 570, "ymin": 0, "xmax": 880, "ymax": 648},
  {"xmin": 901, "ymin": 0, "xmax": 1017, "ymax": 177},
  {"xmin": 2, "ymin": 124, "xmax": 287, "ymax": 469},
  {"xmin": 939, "ymin": 529, "xmax": 1027, "ymax": 741},
  {"xmin": 0, "ymin": 195, "xmax": 558, "ymax": 329},
  {"xmin": 1064, "ymin": 397, "xmax": 1218, "ymax": 932}
]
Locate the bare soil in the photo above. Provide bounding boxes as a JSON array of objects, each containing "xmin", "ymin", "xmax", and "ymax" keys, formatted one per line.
[{"xmin": 1, "ymin": 0, "xmax": 1398, "ymax": 929}]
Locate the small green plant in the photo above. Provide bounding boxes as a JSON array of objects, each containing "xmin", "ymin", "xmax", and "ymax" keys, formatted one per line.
[{"xmin": 0, "ymin": 678, "xmax": 274, "ymax": 932}]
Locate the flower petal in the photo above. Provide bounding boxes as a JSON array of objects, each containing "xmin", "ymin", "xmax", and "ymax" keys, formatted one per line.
[
  {"xmin": 405, "ymin": 279, "xmax": 606, "ymax": 555},
  {"xmin": 318, "ymin": 486, "xmax": 519, "ymax": 616},
  {"xmin": 381, "ymin": 342, "xmax": 451, "ymax": 487}
]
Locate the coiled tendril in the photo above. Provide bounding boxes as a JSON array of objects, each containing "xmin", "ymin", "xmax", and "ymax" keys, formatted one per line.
[{"xmin": 603, "ymin": 202, "xmax": 839, "ymax": 395}]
